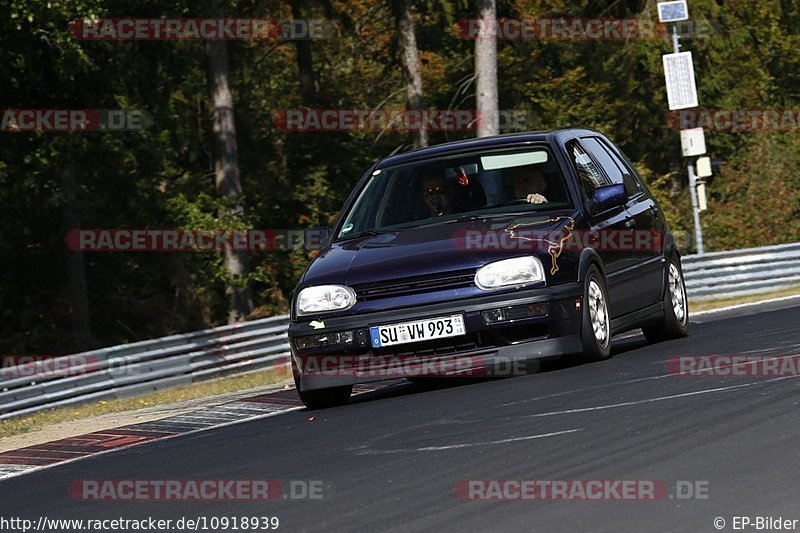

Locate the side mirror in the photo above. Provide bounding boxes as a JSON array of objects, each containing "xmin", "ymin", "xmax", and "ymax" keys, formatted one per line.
[
  {"xmin": 304, "ymin": 227, "xmax": 330, "ymax": 250},
  {"xmin": 591, "ymin": 184, "xmax": 627, "ymax": 213}
]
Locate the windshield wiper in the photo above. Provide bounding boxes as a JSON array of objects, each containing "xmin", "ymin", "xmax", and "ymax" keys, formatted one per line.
[
  {"xmin": 335, "ymin": 229, "xmax": 392, "ymax": 242},
  {"xmin": 410, "ymin": 213, "xmax": 514, "ymax": 229},
  {"xmin": 448, "ymin": 212, "xmax": 521, "ymax": 223}
]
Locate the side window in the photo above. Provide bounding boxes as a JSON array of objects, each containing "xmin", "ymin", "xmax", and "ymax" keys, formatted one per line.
[
  {"xmin": 566, "ymin": 140, "xmax": 610, "ymax": 200},
  {"xmin": 597, "ymin": 138, "xmax": 643, "ymax": 197}
]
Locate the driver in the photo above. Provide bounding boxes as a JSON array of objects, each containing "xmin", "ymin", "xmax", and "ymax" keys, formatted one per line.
[
  {"xmin": 511, "ymin": 165, "xmax": 549, "ymax": 204},
  {"xmin": 421, "ymin": 169, "xmax": 455, "ymax": 216}
]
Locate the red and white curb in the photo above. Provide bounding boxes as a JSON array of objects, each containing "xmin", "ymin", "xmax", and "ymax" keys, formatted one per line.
[{"xmin": 0, "ymin": 384, "xmax": 381, "ymax": 481}]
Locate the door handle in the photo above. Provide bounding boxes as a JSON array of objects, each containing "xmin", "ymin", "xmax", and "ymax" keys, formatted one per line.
[
  {"xmin": 624, "ymin": 218, "xmax": 636, "ymax": 228},
  {"xmin": 650, "ymin": 205, "xmax": 660, "ymax": 217}
]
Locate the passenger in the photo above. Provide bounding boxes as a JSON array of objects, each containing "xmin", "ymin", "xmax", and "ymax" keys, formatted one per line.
[{"xmin": 421, "ymin": 170, "xmax": 456, "ymax": 216}]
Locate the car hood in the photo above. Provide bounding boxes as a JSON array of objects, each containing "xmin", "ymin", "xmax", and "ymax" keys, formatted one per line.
[{"xmin": 300, "ymin": 210, "xmax": 579, "ymax": 288}]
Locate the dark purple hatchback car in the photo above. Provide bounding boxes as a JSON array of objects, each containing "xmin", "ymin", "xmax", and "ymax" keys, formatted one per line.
[{"xmin": 288, "ymin": 129, "xmax": 689, "ymax": 409}]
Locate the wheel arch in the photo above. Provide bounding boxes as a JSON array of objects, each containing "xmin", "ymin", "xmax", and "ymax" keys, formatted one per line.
[{"xmin": 577, "ymin": 248, "xmax": 606, "ymax": 283}]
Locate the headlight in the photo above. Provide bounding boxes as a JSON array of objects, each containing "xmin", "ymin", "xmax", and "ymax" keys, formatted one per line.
[
  {"xmin": 474, "ymin": 256, "xmax": 545, "ymax": 290},
  {"xmin": 296, "ymin": 285, "xmax": 357, "ymax": 315}
]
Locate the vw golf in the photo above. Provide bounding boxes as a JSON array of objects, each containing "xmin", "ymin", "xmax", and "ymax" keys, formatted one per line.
[{"xmin": 288, "ymin": 129, "xmax": 689, "ymax": 409}]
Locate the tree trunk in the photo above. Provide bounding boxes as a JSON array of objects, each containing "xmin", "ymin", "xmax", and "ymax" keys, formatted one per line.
[
  {"xmin": 291, "ymin": 0, "xmax": 318, "ymax": 107},
  {"xmin": 392, "ymin": 0, "xmax": 428, "ymax": 149},
  {"xmin": 474, "ymin": 0, "xmax": 499, "ymax": 137},
  {"xmin": 60, "ymin": 161, "xmax": 94, "ymax": 350},
  {"xmin": 206, "ymin": 38, "xmax": 253, "ymax": 323}
]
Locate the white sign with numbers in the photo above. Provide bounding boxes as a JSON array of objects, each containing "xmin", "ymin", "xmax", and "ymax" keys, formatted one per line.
[{"xmin": 663, "ymin": 51, "xmax": 698, "ymax": 110}]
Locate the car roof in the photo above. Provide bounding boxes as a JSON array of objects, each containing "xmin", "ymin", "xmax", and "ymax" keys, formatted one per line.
[{"xmin": 376, "ymin": 128, "xmax": 599, "ymax": 168}]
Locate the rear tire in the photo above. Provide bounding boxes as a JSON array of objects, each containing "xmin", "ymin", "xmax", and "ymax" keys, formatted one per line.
[
  {"xmin": 580, "ymin": 266, "xmax": 612, "ymax": 362},
  {"xmin": 293, "ymin": 373, "xmax": 352, "ymax": 410},
  {"xmin": 642, "ymin": 256, "xmax": 689, "ymax": 343}
]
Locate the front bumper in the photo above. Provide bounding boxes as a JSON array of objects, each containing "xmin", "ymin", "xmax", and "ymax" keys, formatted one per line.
[{"xmin": 289, "ymin": 282, "xmax": 584, "ymax": 391}]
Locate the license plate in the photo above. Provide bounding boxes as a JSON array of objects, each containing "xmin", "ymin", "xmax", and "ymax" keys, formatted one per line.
[{"xmin": 370, "ymin": 314, "xmax": 466, "ymax": 348}]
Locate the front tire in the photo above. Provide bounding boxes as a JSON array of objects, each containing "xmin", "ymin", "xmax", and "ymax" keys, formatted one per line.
[
  {"xmin": 293, "ymin": 373, "xmax": 352, "ymax": 410},
  {"xmin": 642, "ymin": 257, "xmax": 689, "ymax": 343},
  {"xmin": 580, "ymin": 265, "xmax": 612, "ymax": 362}
]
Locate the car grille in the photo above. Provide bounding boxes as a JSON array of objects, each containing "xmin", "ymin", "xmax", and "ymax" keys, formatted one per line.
[{"xmin": 353, "ymin": 270, "xmax": 476, "ymax": 301}]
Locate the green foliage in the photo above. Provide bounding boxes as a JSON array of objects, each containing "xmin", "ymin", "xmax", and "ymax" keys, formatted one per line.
[{"xmin": 1, "ymin": 0, "xmax": 798, "ymax": 353}]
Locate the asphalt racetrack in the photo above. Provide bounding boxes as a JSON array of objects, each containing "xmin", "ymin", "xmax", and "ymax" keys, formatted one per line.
[{"xmin": 6, "ymin": 297, "xmax": 800, "ymax": 533}]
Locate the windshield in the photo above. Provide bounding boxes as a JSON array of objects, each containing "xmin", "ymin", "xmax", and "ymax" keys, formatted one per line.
[{"xmin": 336, "ymin": 145, "xmax": 572, "ymax": 239}]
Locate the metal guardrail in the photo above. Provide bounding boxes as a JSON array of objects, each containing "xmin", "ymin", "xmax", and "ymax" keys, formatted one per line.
[
  {"xmin": 0, "ymin": 314, "xmax": 290, "ymax": 420},
  {"xmin": 683, "ymin": 242, "xmax": 800, "ymax": 301},
  {"xmin": 2, "ymin": 242, "xmax": 799, "ymax": 419}
]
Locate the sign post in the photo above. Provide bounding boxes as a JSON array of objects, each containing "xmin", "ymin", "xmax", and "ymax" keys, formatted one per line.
[{"xmin": 659, "ymin": 0, "xmax": 706, "ymax": 254}]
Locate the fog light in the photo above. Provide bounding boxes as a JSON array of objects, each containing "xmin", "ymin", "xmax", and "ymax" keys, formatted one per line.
[
  {"xmin": 295, "ymin": 330, "xmax": 359, "ymax": 350},
  {"xmin": 482, "ymin": 309, "xmax": 505, "ymax": 324},
  {"xmin": 295, "ymin": 335, "xmax": 322, "ymax": 350},
  {"xmin": 482, "ymin": 303, "xmax": 549, "ymax": 325}
]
